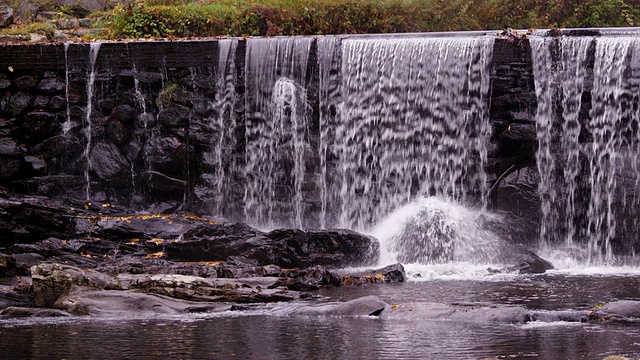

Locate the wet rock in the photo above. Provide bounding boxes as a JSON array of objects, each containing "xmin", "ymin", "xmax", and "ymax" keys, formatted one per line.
[
  {"xmin": 61, "ymin": 286, "xmax": 228, "ymax": 316},
  {"xmin": 14, "ymin": 76, "xmax": 38, "ymax": 91},
  {"xmin": 7, "ymin": 92, "xmax": 32, "ymax": 116},
  {"xmin": 281, "ymin": 265, "xmax": 342, "ymax": 289},
  {"xmin": 591, "ymin": 300, "xmax": 640, "ymax": 322},
  {"xmin": 0, "ymin": 76, "xmax": 10, "ymax": 90},
  {"xmin": 31, "ymin": 263, "xmax": 119, "ymax": 307},
  {"xmin": 111, "ymin": 104, "xmax": 138, "ymax": 125},
  {"xmin": 38, "ymin": 77, "xmax": 65, "ymax": 93},
  {"xmin": 48, "ymin": 95, "xmax": 65, "ymax": 110},
  {"xmin": 24, "ymin": 155, "xmax": 46, "ymax": 173},
  {"xmin": 381, "ymin": 302, "xmax": 530, "ymax": 324},
  {"xmin": 16, "ymin": 1, "xmax": 40, "ymax": 23},
  {"xmin": 89, "ymin": 141, "xmax": 129, "ymax": 182},
  {"xmin": 34, "ymin": 95, "xmax": 49, "ymax": 108},
  {"xmin": 494, "ymin": 245, "xmax": 554, "ymax": 274},
  {"xmin": 279, "ymin": 295, "xmax": 387, "ymax": 317},
  {"xmin": 501, "ymin": 123, "xmax": 536, "ymax": 141},
  {"xmin": 253, "ymin": 228, "xmax": 379, "ymax": 268},
  {"xmin": 24, "ymin": 111, "xmax": 60, "ymax": 142},
  {"xmin": 11, "ymin": 253, "xmax": 45, "ymax": 275},
  {"xmin": 158, "ymin": 105, "xmax": 191, "ymax": 128},
  {"xmin": 0, "ymin": 2, "xmax": 13, "ymax": 28},
  {"xmin": 0, "ymin": 138, "xmax": 21, "ymax": 155},
  {"xmin": 341, "ymin": 263, "xmax": 406, "ymax": 285},
  {"xmin": 146, "ymin": 170, "xmax": 186, "ymax": 192},
  {"xmin": 145, "ymin": 136, "xmax": 186, "ymax": 174},
  {"xmin": 106, "ymin": 118, "xmax": 130, "ymax": 145},
  {"xmin": 1, "ymin": 306, "xmax": 71, "ymax": 318},
  {"xmin": 0, "ymin": 285, "xmax": 33, "ymax": 309},
  {"xmin": 0, "ymin": 253, "xmax": 16, "ymax": 276},
  {"xmin": 33, "ymin": 135, "xmax": 83, "ymax": 173},
  {"xmin": 0, "ymin": 156, "xmax": 21, "ymax": 178}
]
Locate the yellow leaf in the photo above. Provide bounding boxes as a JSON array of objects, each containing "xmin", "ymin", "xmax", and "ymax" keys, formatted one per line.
[
  {"xmin": 8, "ymin": 66, "xmax": 13, "ymax": 72},
  {"xmin": 148, "ymin": 238, "xmax": 164, "ymax": 245},
  {"xmin": 146, "ymin": 251, "xmax": 165, "ymax": 259},
  {"xmin": 126, "ymin": 238, "xmax": 140, "ymax": 245}
]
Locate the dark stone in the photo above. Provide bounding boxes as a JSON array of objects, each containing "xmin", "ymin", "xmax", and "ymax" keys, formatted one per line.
[
  {"xmin": 0, "ymin": 253, "xmax": 16, "ymax": 276},
  {"xmin": 0, "ymin": 156, "xmax": 21, "ymax": 178},
  {"xmin": 0, "ymin": 138, "xmax": 21, "ymax": 155},
  {"xmin": 16, "ymin": 1, "xmax": 40, "ymax": 23},
  {"xmin": 111, "ymin": 104, "xmax": 138, "ymax": 125},
  {"xmin": 0, "ymin": 194, "xmax": 77, "ymax": 247},
  {"xmin": 145, "ymin": 136, "xmax": 186, "ymax": 174},
  {"xmin": 34, "ymin": 95, "xmax": 50, "ymax": 108},
  {"xmin": 11, "ymin": 253, "xmax": 45, "ymax": 275},
  {"xmin": 38, "ymin": 77, "xmax": 65, "ymax": 93},
  {"xmin": 280, "ymin": 295, "xmax": 387, "ymax": 317},
  {"xmin": 49, "ymin": 95, "xmax": 65, "ymax": 111},
  {"xmin": 107, "ymin": 118, "xmax": 130, "ymax": 145},
  {"xmin": 24, "ymin": 155, "xmax": 46, "ymax": 173},
  {"xmin": 501, "ymin": 123, "xmax": 536, "ymax": 141},
  {"xmin": 146, "ymin": 170, "xmax": 187, "ymax": 192},
  {"xmin": 0, "ymin": 285, "xmax": 33, "ymax": 310},
  {"xmin": 89, "ymin": 142, "xmax": 129, "ymax": 182},
  {"xmin": 33, "ymin": 135, "xmax": 83, "ymax": 173},
  {"xmin": 14, "ymin": 76, "xmax": 38, "ymax": 91},
  {"xmin": 0, "ymin": 75, "xmax": 9, "ymax": 90},
  {"xmin": 158, "ymin": 105, "xmax": 191, "ymax": 128},
  {"xmin": 7, "ymin": 92, "xmax": 32, "ymax": 116},
  {"xmin": 24, "ymin": 111, "xmax": 60, "ymax": 142},
  {"xmin": 0, "ymin": 1, "xmax": 13, "ymax": 28}
]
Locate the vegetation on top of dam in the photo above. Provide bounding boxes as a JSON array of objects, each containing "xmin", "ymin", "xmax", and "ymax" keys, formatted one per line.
[{"xmin": 0, "ymin": 0, "xmax": 639, "ymax": 41}]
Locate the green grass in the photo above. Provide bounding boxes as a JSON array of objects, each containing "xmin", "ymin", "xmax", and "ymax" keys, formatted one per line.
[{"xmin": 3, "ymin": 0, "xmax": 640, "ymax": 40}]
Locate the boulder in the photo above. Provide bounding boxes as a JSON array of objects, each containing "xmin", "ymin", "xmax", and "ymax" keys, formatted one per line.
[
  {"xmin": 111, "ymin": 104, "xmax": 138, "ymax": 124},
  {"xmin": 0, "ymin": 156, "xmax": 21, "ymax": 178},
  {"xmin": 57, "ymin": 286, "xmax": 228, "ymax": 316},
  {"xmin": 14, "ymin": 76, "xmax": 38, "ymax": 91},
  {"xmin": 157, "ymin": 105, "xmax": 191, "ymax": 128},
  {"xmin": 31, "ymin": 263, "xmax": 119, "ymax": 307},
  {"xmin": 276, "ymin": 295, "xmax": 387, "ymax": 317},
  {"xmin": 341, "ymin": 263, "xmax": 405, "ymax": 285},
  {"xmin": 144, "ymin": 136, "xmax": 186, "ymax": 175},
  {"xmin": 7, "ymin": 92, "xmax": 32, "ymax": 116},
  {"xmin": 89, "ymin": 141, "xmax": 129, "ymax": 182},
  {"xmin": 590, "ymin": 300, "xmax": 640, "ymax": 322},
  {"xmin": 15, "ymin": 1, "xmax": 40, "ymax": 23},
  {"xmin": 0, "ymin": 138, "xmax": 22, "ymax": 155},
  {"xmin": 0, "ymin": 2, "xmax": 13, "ymax": 28}
]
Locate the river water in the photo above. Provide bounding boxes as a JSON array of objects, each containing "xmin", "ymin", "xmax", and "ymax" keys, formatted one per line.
[{"xmin": 2, "ymin": 267, "xmax": 640, "ymax": 359}]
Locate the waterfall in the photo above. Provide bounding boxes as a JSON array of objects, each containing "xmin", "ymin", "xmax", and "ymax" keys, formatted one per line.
[
  {"xmin": 244, "ymin": 38, "xmax": 313, "ymax": 229},
  {"xmin": 83, "ymin": 42, "xmax": 101, "ymax": 201},
  {"xmin": 62, "ymin": 42, "xmax": 72, "ymax": 135},
  {"xmin": 531, "ymin": 36, "xmax": 640, "ymax": 264},
  {"xmin": 335, "ymin": 37, "xmax": 494, "ymax": 230}
]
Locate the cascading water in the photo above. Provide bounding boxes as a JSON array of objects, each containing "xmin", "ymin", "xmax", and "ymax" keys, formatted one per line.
[
  {"xmin": 531, "ymin": 36, "xmax": 640, "ymax": 265},
  {"xmin": 62, "ymin": 42, "xmax": 72, "ymax": 135},
  {"xmin": 244, "ymin": 38, "xmax": 313, "ymax": 229},
  {"xmin": 334, "ymin": 37, "xmax": 494, "ymax": 230},
  {"xmin": 83, "ymin": 42, "xmax": 101, "ymax": 201},
  {"xmin": 202, "ymin": 39, "xmax": 239, "ymax": 216}
]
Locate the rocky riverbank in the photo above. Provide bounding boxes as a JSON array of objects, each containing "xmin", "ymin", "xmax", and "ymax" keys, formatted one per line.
[{"xmin": 1, "ymin": 187, "xmax": 639, "ymax": 326}]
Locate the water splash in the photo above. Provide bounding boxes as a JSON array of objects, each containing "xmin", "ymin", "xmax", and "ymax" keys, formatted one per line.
[
  {"xmin": 370, "ymin": 196, "xmax": 503, "ymax": 266},
  {"xmin": 335, "ymin": 37, "xmax": 494, "ymax": 230},
  {"xmin": 83, "ymin": 42, "xmax": 101, "ymax": 201}
]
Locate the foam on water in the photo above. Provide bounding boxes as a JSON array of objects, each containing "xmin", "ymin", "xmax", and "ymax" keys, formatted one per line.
[{"xmin": 369, "ymin": 196, "xmax": 503, "ymax": 267}]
